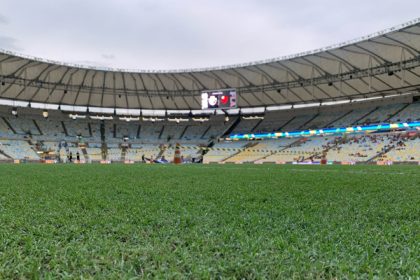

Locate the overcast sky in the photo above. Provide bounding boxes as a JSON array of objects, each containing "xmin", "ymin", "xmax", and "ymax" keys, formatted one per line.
[{"xmin": 0, "ymin": 0, "xmax": 419, "ymax": 70}]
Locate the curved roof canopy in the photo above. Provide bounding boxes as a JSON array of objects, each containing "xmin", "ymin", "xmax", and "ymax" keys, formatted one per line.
[{"xmin": 0, "ymin": 18, "xmax": 420, "ymax": 110}]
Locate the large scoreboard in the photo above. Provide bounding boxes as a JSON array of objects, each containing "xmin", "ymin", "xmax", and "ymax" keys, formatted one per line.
[{"xmin": 201, "ymin": 89, "xmax": 237, "ymax": 110}]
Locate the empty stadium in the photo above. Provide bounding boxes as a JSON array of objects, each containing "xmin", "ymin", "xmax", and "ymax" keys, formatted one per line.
[{"xmin": 0, "ymin": 2, "xmax": 419, "ymax": 278}]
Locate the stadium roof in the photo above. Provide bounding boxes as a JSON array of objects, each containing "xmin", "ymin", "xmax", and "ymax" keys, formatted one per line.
[{"xmin": 0, "ymin": 18, "xmax": 419, "ymax": 110}]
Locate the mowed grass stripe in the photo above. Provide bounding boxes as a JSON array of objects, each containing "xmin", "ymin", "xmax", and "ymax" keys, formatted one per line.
[
  {"xmin": 0, "ymin": 164, "xmax": 418, "ymax": 278},
  {"xmin": 188, "ymin": 164, "xmax": 420, "ymax": 176}
]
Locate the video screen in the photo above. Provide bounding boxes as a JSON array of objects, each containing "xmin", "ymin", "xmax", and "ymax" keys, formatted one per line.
[{"xmin": 201, "ymin": 89, "xmax": 237, "ymax": 110}]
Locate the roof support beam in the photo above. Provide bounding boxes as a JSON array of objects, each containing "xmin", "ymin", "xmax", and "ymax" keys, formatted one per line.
[
  {"xmin": 225, "ymin": 69, "xmax": 255, "ymax": 87},
  {"xmin": 100, "ymin": 71, "xmax": 107, "ymax": 107},
  {"xmin": 43, "ymin": 67, "xmax": 74, "ymax": 103},
  {"xmin": 84, "ymin": 71, "xmax": 97, "ymax": 107},
  {"xmin": 121, "ymin": 73, "xmax": 129, "ymax": 109},
  {"xmin": 353, "ymin": 44, "xmax": 390, "ymax": 64},
  {"xmin": 146, "ymin": 74, "xmax": 167, "ymax": 109},
  {"xmin": 128, "ymin": 73, "xmax": 143, "ymax": 109},
  {"xmin": 167, "ymin": 74, "xmax": 192, "ymax": 109},
  {"xmin": 15, "ymin": 64, "xmax": 61, "ymax": 100},
  {"xmin": 58, "ymin": 69, "xmax": 77, "ymax": 105},
  {"xmin": 135, "ymin": 73, "xmax": 154, "ymax": 109},
  {"xmin": 72, "ymin": 70, "xmax": 89, "ymax": 106},
  {"xmin": 207, "ymin": 71, "xmax": 230, "ymax": 88},
  {"xmin": 1, "ymin": 61, "xmax": 45, "ymax": 96},
  {"xmin": 182, "ymin": 72, "xmax": 206, "ymax": 90},
  {"xmin": 381, "ymin": 35, "xmax": 419, "ymax": 55}
]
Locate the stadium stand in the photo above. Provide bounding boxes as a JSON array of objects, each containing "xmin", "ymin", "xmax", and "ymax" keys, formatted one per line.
[
  {"xmin": 0, "ymin": 98, "xmax": 418, "ymax": 164},
  {"xmin": 326, "ymin": 134, "xmax": 392, "ymax": 163},
  {"xmin": 6, "ymin": 117, "xmax": 40, "ymax": 135},
  {"xmin": 36, "ymin": 119, "xmax": 66, "ymax": 138},
  {"xmin": 181, "ymin": 125, "xmax": 209, "ymax": 141},
  {"xmin": 258, "ymin": 137, "xmax": 334, "ymax": 163},
  {"xmin": 389, "ymin": 102, "xmax": 420, "ymax": 122},
  {"xmin": 231, "ymin": 118, "xmax": 261, "ymax": 134},
  {"xmin": 0, "ymin": 18, "xmax": 419, "ymax": 165},
  {"xmin": 115, "ymin": 122, "xmax": 138, "ymax": 139},
  {"xmin": 203, "ymin": 141, "xmax": 248, "ymax": 164},
  {"xmin": 356, "ymin": 103, "xmax": 406, "ymax": 125},
  {"xmin": 281, "ymin": 114, "xmax": 316, "ymax": 131},
  {"xmin": 331, "ymin": 107, "xmax": 375, "ymax": 127},
  {"xmin": 301, "ymin": 111, "xmax": 348, "ymax": 130},
  {"xmin": 0, "ymin": 140, "xmax": 39, "ymax": 160},
  {"xmin": 377, "ymin": 133, "xmax": 420, "ymax": 162},
  {"xmin": 253, "ymin": 112, "xmax": 293, "ymax": 133}
]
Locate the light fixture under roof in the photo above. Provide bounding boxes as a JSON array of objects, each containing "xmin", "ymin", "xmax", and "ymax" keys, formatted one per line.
[
  {"xmin": 69, "ymin": 114, "xmax": 86, "ymax": 120},
  {"xmin": 90, "ymin": 115, "xmax": 113, "ymax": 120},
  {"xmin": 142, "ymin": 117, "xmax": 164, "ymax": 122},
  {"xmin": 120, "ymin": 116, "xmax": 140, "ymax": 122},
  {"xmin": 192, "ymin": 117, "xmax": 209, "ymax": 122},
  {"xmin": 168, "ymin": 117, "xmax": 189, "ymax": 123},
  {"xmin": 242, "ymin": 115, "xmax": 264, "ymax": 120}
]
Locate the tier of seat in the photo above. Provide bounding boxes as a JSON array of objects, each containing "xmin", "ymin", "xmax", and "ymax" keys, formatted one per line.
[{"xmin": 0, "ymin": 100, "xmax": 418, "ymax": 163}]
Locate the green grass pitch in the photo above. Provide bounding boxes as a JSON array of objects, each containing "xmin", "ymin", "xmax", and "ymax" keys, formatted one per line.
[{"xmin": 0, "ymin": 164, "xmax": 418, "ymax": 278}]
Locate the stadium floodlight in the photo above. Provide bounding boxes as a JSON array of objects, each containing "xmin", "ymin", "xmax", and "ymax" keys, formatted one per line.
[
  {"xmin": 142, "ymin": 117, "xmax": 164, "ymax": 122},
  {"xmin": 11, "ymin": 107, "xmax": 18, "ymax": 116},
  {"xmin": 69, "ymin": 114, "xmax": 86, "ymax": 120},
  {"xmin": 168, "ymin": 117, "xmax": 189, "ymax": 123},
  {"xmin": 192, "ymin": 117, "xmax": 209, "ymax": 122},
  {"xmin": 242, "ymin": 115, "xmax": 264, "ymax": 120},
  {"xmin": 90, "ymin": 115, "xmax": 113, "ymax": 120},
  {"xmin": 120, "ymin": 116, "xmax": 140, "ymax": 122},
  {"xmin": 42, "ymin": 110, "xmax": 49, "ymax": 118}
]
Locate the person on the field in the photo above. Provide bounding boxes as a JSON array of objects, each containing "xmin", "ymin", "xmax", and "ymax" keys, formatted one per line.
[
  {"xmin": 69, "ymin": 152, "xmax": 73, "ymax": 163},
  {"xmin": 157, "ymin": 156, "xmax": 168, "ymax": 163},
  {"xmin": 76, "ymin": 151, "xmax": 80, "ymax": 162}
]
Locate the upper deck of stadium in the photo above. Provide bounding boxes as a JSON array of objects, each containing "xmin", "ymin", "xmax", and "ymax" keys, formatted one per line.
[{"xmin": 0, "ymin": 18, "xmax": 419, "ymax": 110}]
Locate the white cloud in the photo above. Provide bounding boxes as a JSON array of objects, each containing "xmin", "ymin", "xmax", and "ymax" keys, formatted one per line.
[
  {"xmin": 0, "ymin": 0, "xmax": 418, "ymax": 70},
  {"xmin": 0, "ymin": 36, "xmax": 22, "ymax": 51},
  {"xmin": 101, "ymin": 54, "xmax": 116, "ymax": 60},
  {"xmin": 0, "ymin": 14, "xmax": 8, "ymax": 25}
]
